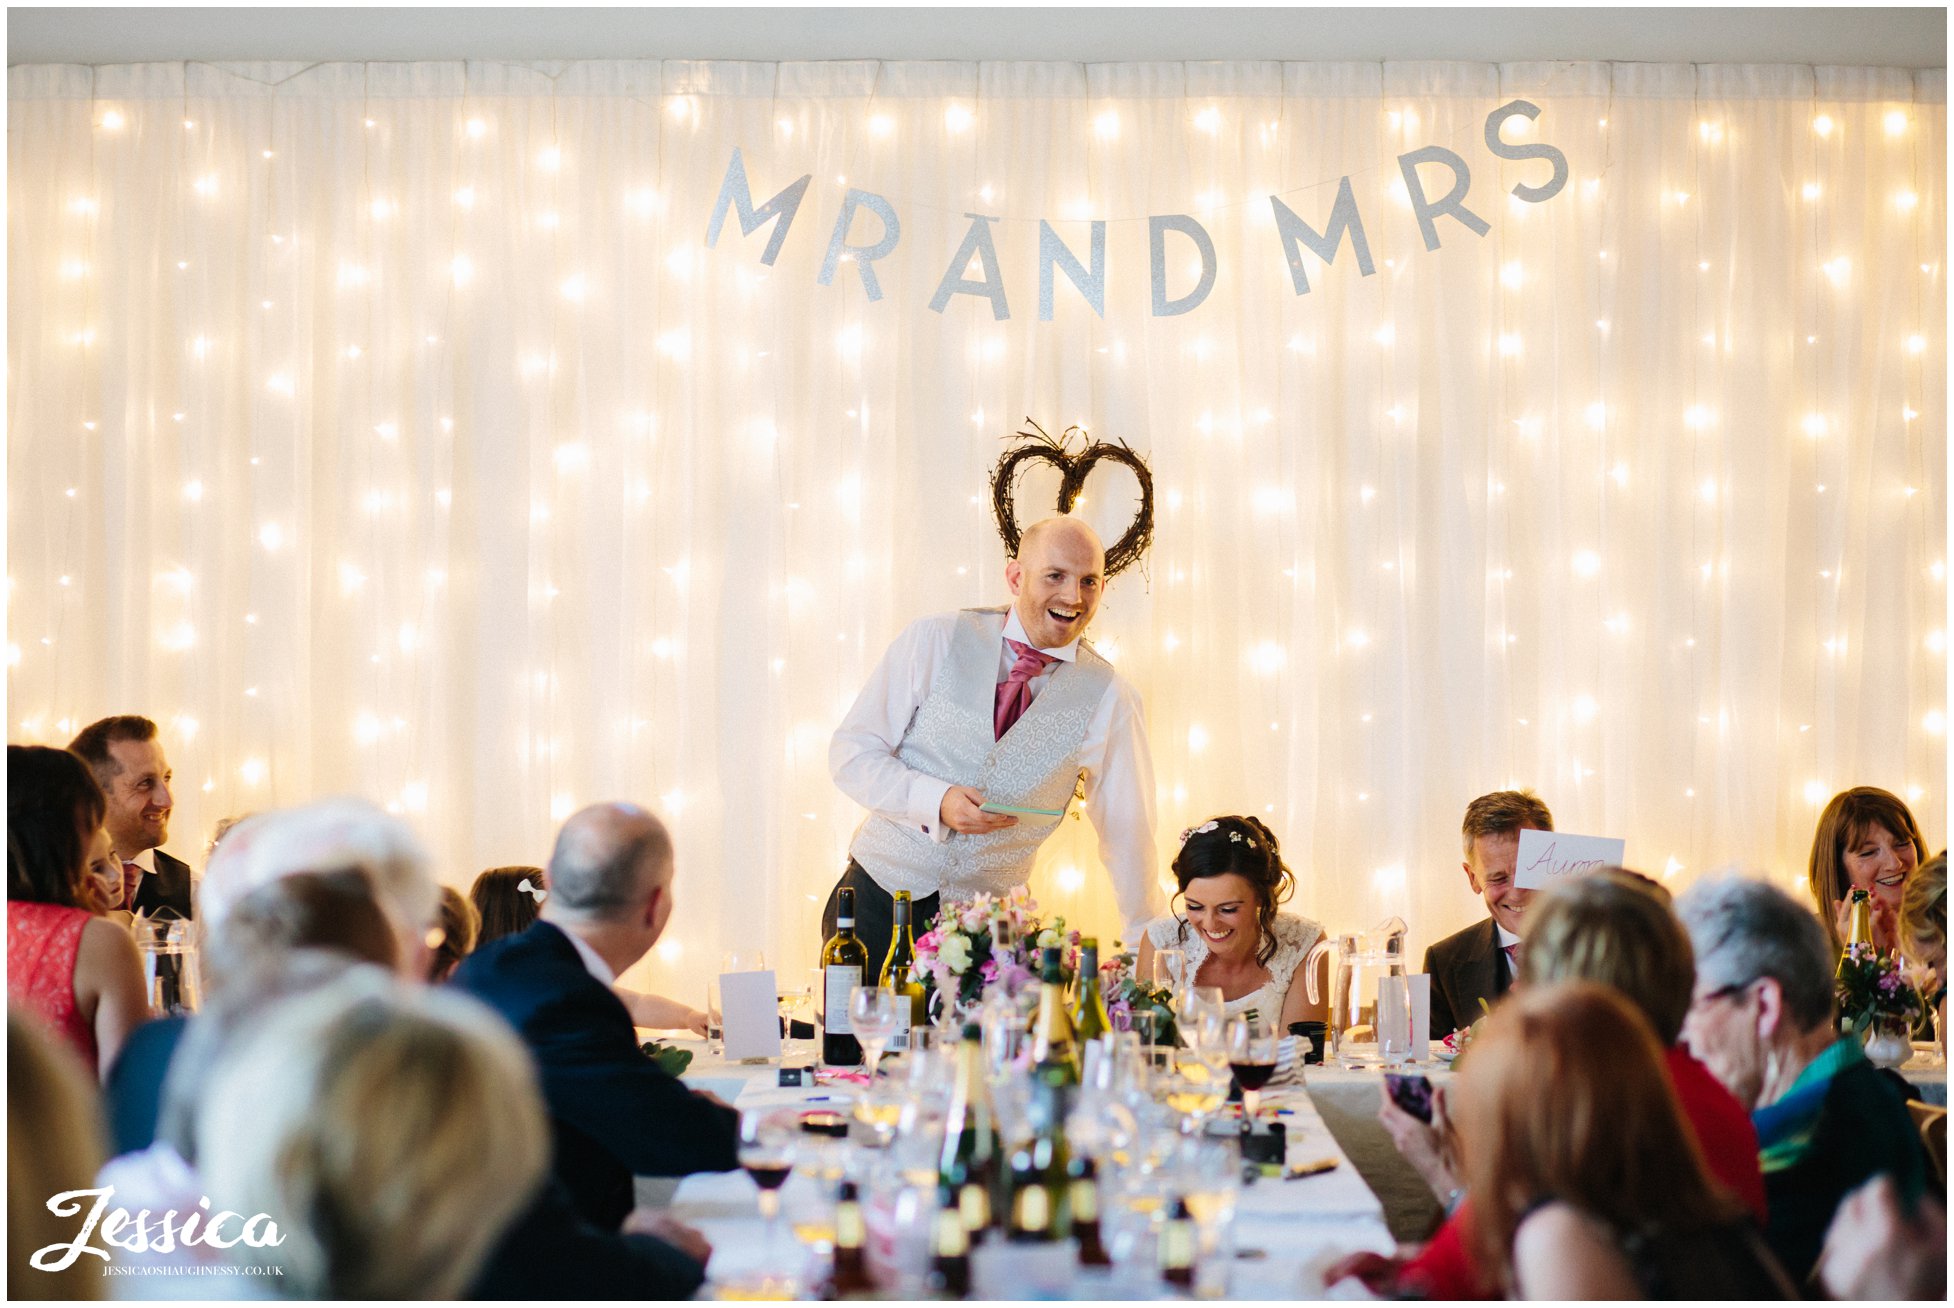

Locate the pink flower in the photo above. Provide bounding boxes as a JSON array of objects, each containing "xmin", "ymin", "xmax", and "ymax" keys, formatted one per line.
[{"xmin": 915, "ymin": 928, "xmax": 941, "ymax": 955}]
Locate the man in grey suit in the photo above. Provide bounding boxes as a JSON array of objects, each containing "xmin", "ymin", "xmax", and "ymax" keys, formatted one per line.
[
  {"xmin": 69, "ymin": 715, "xmax": 195, "ymax": 920},
  {"xmin": 1422, "ymin": 790, "xmax": 1554, "ymax": 1038}
]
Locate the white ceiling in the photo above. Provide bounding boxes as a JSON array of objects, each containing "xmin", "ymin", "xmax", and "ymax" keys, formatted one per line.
[{"xmin": 7, "ymin": 6, "xmax": 1948, "ymax": 69}]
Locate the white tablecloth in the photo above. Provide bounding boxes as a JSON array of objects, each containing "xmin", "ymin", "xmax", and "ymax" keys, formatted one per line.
[{"xmin": 660, "ymin": 1042, "xmax": 1396, "ymax": 1298}]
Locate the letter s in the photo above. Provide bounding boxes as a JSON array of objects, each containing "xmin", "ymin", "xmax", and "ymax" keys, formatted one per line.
[{"xmin": 1485, "ymin": 100, "xmax": 1568, "ymax": 204}]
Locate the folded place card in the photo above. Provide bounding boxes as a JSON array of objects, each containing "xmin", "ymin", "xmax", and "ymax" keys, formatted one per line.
[
  {"xmin": 719, "ymin": 969, "xmax": 782, "ymax": 1061},
  {"xmin": 1513, "ymin": 829, "xmax": 1627, "ymax": 890},
  {"xmin": 1408, "ymin": 973, "xmax": 1431, "ymax": 1047}
]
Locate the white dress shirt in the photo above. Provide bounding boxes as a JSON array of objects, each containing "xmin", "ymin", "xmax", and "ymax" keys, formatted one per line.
[
  {"xmin": 830, "ymin": 608, "xmax": 1163, "ymax": 938},
  {"xmin": 562, "ymin": 923, "xmax": 618, "ymax": 987}
]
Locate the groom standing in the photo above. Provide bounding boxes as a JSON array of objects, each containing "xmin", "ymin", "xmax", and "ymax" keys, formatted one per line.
[{"xmin": 826, "ymin": 516, "xmax": 1163, "ymax": 969}]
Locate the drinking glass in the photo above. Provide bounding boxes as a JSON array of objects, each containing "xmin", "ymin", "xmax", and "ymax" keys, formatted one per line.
[
  {"xmin": 722, "ymin": 948, "xmax": 769, "ymax": 974},
  {"xmin": 1377, "ymin": 974, "xmax": 1415, "ymax": 1069},
  {"xmin": 1161, "ymin": 1062, "xmax": 1226, "ymax": 1134},
  {"xmin": 738, "ymin": 1111, "xmax": 797, "ymax": 1246},
  {"xmin": 778, "ymin": 978, "xmax": 814, "ymax": 1059},
  {"xmin": 1189, "ymin": 1010, "xmax": 1232, "ymax": 1084},
  {"xmin": 851, "ymin": 1079, "xmax": 905, "ymax": 1147},
  {"xmin": 1152, "ymin": 947, "xmax": 1187, "ymax": 991},
  {"xmin": 1179, "ymin": 985, "xmax": 1225, "ymax": 1038},
  {"xmin": 1225, "ymin": 1013, "xmax": 1279, "ymax": 1123},
  {"xmin": 848, "ymin": 985, "xmax": 899, "ymax": 1078},
  {"xmin": 705, "ymin": 979, "xmax": 725, "ymax": 1055}
]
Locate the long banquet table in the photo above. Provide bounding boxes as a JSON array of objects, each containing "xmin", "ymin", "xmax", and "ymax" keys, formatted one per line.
[
  {"xmin": 647, "ymin": 1037, "xmax": 1949, "ymax": 1260},
  {"xmin": 651, "ymin": 1040, "xmax": 1398, "ymax": 1298}
]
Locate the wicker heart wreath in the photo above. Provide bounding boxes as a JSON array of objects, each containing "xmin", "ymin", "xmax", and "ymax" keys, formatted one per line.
[{"xmin": 990, "ymin": 420, "xmax": 1155, "ymax": 579}]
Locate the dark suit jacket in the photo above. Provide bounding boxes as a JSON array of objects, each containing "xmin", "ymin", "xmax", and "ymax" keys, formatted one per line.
[
  {"xmin": 134, "ymin": 849, "xmax": 195, "ymax": 919},
  {"xmin": 470, "ymin": 1177, "xmax": 707, "ymax": 1300},
  {"xmin": 451, "ymin": 921, "xmax": 739, "ymax": 1229},
  {"xmin": 1423, "ymin": 917, "xmax": 1513, "ymax": 1039}
]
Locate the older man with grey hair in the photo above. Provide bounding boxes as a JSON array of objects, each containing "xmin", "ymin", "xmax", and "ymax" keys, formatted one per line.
[
  {"xmin": 1677, "ymin": 873, "xmax": 1926, "ymax": 1284},
  {"xmin": 452, "ymin": 802, "xmax": 738, "ymax": 1232}
]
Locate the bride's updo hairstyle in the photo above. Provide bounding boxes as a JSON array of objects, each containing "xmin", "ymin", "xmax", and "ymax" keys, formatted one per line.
[{"xmin": 1172, "ymin": 815, "xmax": 1295, "ymax": 965}]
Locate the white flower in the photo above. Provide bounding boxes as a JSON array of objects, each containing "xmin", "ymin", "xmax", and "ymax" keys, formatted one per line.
[
  {"xmin": 1036, "ymin": 928, "xmax": 1060, "ymax": 949},
  {"xmin": 941, "ymin": 931, "xmax": 974, "ymax": 973}
]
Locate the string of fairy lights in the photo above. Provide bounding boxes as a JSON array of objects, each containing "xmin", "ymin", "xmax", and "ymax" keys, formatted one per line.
[{"xmin": 7, "ymin": 62, "xmax": 1942, "ymax": 981}]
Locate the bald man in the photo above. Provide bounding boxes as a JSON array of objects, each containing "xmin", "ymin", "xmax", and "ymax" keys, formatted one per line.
[
  {"xmin": 453, "ymin": 803, "xmax": 737, "ymax": 1231},
  {"xmin": 826, "ymin": 516, "xmax": 1163, "ymax": 980}
]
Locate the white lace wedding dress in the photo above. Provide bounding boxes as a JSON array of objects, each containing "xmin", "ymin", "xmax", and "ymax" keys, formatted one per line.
[{"xmin": 1143, "ymin": 911, "xmax": 1325, "ymax": 1024}]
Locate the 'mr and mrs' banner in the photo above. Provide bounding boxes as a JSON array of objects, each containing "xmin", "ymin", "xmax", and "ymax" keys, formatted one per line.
[{"xmin": 706, "ymin": 99, "xmax": 1569, "ymax": 319}]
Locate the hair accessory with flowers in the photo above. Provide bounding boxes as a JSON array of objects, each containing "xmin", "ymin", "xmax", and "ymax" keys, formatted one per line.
[{"xmin": 1179, "ymin": 820, "xmax": 1220, "ymax": 845}]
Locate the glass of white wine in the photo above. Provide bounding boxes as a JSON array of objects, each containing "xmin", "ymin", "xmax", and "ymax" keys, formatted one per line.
[
  {"xmin": 847, "ymin": 984, "xmax": 899, "ymax": 1079},
  {"xmin": 1162, "ymin": 1062, "xmax": 1226, "ymax": 1134}
]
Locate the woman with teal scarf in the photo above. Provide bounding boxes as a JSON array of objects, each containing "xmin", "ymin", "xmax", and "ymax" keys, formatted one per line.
[{"xmin": 1679, "ymin": 874, "xmax": 1927, "ymax": 1286}]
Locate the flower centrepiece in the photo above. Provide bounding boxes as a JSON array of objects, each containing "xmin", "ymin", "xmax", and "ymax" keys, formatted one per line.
[{"xmin": 1835, "ymin": 943, "xmax": 1925, "ymax": 1041}]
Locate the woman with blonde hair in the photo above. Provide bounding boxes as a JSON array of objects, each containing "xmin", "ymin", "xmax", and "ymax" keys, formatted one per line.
[
  {"xmin": 194, "ymin": 970, "xmax": 549, "ymax": 1299},
  {"xmin": 1452, "ymin": 982, "xmax": 1794, "ymax": 1299},
  {"xmin": 1900, "ymin": 851, "xmax": 1947, "ymax": 1034},
  {"xmin": 8, "ymin": 1011, "xmax": 108, "ymax": 1299},
  {"xmin": 1808, "ymin": 787, "xmax": 1930, "ymax": 956}
]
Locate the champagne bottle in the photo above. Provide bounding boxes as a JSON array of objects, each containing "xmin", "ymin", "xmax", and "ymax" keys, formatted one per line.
[
  {"xmin": 880, "ymin": 890, "xmax": 927, "ymax": 1051},
  {"xmin": 827, "ymin": 1180, "xmax": 875, "ymax": 1299},
  {"xmin": 1072, "ymin": 938, "xmax": 1111, "ymax": 1044},
  {"xmin": 1837, "ymin": 887, "xmax": 1875, "ymax": 986},
  {"xmin": 1031, "ymin": 946, "xmax": 1081, "ymax": 1088},
  {"xmin": 1158, "ymin": 1196, "xmax": 1197, "ymax": 1289},
  {"xmin": 821, "ymin": 888, "xmax": 869, "ymax": 1066},
  {"xmin": 1069, "ymin": 1156, "xmax": 1110, "ymax": 1267},
  {"xmin": 1006, "ymin": 1079, "xmax": 1071, "ymax": 1243},
  {"xmin": 939, "ymin": 1022, "xmax": 1003, "ymax": 1236},
  {"xmin": 927, "ymin": 1184, "xmax": 972, "ymax": 1299}
]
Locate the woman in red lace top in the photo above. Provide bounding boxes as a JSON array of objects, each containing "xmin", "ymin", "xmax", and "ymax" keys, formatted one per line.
[{"xmin": 7, "ymin": 745, "xmax": 150, "ymax": 1078}]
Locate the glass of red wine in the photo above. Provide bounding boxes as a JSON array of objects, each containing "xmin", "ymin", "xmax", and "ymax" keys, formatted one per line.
[
  {"xmin": 1226, "ymin": 1012, "xmax": 1280, "ymax": 1125},
  {"xmin": 738, "ymin": 1110, "xmax": 797, "ymax": 1244}
]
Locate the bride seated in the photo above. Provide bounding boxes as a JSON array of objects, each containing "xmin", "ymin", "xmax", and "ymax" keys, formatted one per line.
[{"xmin": 1137, "ymin": 815, "xmax": 1329, "ymax": 1030}]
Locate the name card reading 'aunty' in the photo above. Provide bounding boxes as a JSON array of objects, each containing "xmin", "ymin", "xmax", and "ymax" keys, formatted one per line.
[{"xmin": 1513, "ymin": 830, "xmax": 1626, "ymax": 891}]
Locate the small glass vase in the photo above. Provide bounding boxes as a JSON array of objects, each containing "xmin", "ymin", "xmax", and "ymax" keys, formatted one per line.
[{"xmin": 1862, "ymin": 1020, "xmax": 1913, "ymax": 1070}]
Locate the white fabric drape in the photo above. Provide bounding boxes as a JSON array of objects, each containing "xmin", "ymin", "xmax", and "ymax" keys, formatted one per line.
[{"xmin": 9, "ymin": 60, "xmax": 1944, "ymax": 992}]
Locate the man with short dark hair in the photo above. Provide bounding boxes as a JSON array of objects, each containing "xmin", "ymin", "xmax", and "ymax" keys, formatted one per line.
[
  {"xmin": 452, "ymin": 802, "xmax": 738, "ymax": 1231},
  {"xmin": 1422, "ymin": 789, "xmax": 1554, "ymax": 1037},
  {"xmin": 68, "ymin": 715, "xmax": 193, "ymax": 919}
]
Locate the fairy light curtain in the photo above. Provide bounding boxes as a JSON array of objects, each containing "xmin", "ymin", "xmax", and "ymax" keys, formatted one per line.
[{"xmin": 9, "ymin": 59, "xmax": 1944, "ymax": 993}]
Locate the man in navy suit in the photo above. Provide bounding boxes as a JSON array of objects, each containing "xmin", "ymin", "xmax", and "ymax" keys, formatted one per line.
[
  {"xmin": 69, "ymin": 715, "xmax": 195, "ymax": 919},
  {"xmin": 1423, "ymin": 790, "xmax": 1554, "ymax": 1039},
  {"xmin": 454, "ymin": 801, "xmax": 738, "ymax": 1230}
]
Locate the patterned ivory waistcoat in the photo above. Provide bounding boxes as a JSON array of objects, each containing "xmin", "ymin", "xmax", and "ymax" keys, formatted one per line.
[{"xmin": 849, "ymin": 606, "xmax": 1114, "ymax": 900}]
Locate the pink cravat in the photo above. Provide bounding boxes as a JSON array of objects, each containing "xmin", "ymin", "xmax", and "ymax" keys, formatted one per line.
[
  {"xmin": 994, "ymin": 639, "xmax": 1058, "ymax": 739},
  {"xmin": 1503, "ymin": 943, "xmax": 1520, "ymax": 976},
  {"xmin": 121, "ymin": 861, "xmax": 145, "ymax": 911}
]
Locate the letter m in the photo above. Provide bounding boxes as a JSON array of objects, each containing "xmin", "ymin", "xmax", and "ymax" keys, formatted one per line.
[
  {"xmin": 704, "ymin": 147, "xmax": 812, "ymax": 266},
  {"xmin": 1269, "ymin": 179, "xmax": 1375, "ymax": 296}
]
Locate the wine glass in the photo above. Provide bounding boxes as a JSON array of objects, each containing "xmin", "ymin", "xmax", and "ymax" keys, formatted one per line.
[
  {"xmin": 778, "ymin": 978, "xmax": 814, "ymax": 1060},
  {"xmin": 1179, "ymin": 985, "xmax": 1225, "ymax": 1039},
  {"xmin": 1161, "ymin": 1061, "xmax": 1226, "ymax": 1134},
  {"xmin": 739, "ymin": 1111, "xmax": 797, "ymax": 1246},
  {"xmin": 1225, "ymin": 1013, "xmax": 1279, "ymax": 1124},
  {"xmin": 848, "ymin": 985, "xmax": 898, "ymax": 1078}
]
